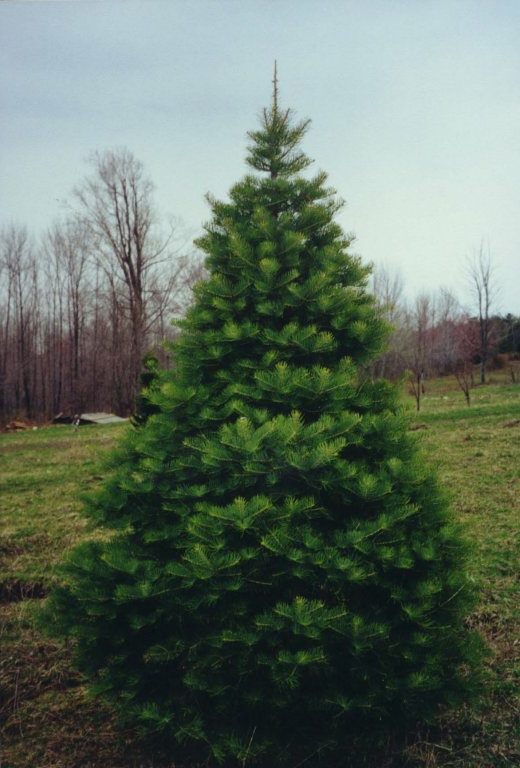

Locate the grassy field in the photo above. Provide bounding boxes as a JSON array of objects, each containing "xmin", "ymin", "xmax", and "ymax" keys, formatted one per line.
[{"xmin": 1, "ymin": 377, "xmax": 519, "ymax": 767}]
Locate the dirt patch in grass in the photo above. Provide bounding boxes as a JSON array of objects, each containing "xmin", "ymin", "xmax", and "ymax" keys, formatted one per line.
[
  {"xmin": 0, "ymin": 600, "xmax": 183, "ymax": 768},
  {"xmin": 0, "ymin": 536, "xmax": 26, "ymax": 558},
  {"xmin": 1, "ymin": 603, "xmax": 127, "ymax": 767},
  {"xmin": 0, "ymin": 580, "xmax": 49, "ymax": 603},
  {"xmin": 2, "ymin": 687, "xmax": 152, "ymax": 768}
]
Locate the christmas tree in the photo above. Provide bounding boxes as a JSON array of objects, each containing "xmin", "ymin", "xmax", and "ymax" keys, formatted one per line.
[{"xmin": 45, "ymin": 81, "xmax": 483, "ymax": 766}]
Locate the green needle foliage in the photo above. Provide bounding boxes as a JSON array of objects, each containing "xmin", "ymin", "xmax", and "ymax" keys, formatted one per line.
[
  {"xmin": 131, "ymin": 352, "xmax": 161, "ymax": 427},
  {"xmin": 44, "ymin": 95, "xmax": 485, "ymax": 766}
]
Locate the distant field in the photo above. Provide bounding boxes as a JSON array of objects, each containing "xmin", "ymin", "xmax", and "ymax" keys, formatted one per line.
[{"xmin": 1, "ymin": 379, "xmax": 519, "ymax": 767}]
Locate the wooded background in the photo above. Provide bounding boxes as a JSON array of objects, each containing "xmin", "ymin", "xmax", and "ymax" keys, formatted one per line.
[{"xmin": 1, "ymin": 150, "xmax": 518, "ymax": 425}]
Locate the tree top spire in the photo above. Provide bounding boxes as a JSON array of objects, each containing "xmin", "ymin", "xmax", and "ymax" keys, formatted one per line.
[
  {"xmin": 273, "ymin": 60, "xmax": 278, "ymax": 111},
  {"xmin": 246, "ymin": 73, "xmax": 312, "ymax": 179}
]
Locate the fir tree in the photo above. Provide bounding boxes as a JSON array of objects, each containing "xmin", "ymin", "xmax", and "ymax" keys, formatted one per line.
[
  {"xmin": 131, "ymin": 352, "xmax": 161, "ymax": 427},
  {"xmin": 44, "ymin": 87, "xmax": 484, "ymax": 766}
]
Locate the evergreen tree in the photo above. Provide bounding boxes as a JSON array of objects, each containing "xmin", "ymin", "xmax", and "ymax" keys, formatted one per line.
[
  {"xmin": 131, "ymin": 352, "xmax": 161, "ymax": 427},
  {"xmin": 44, "ymin": 92, "xmax": 484, "ymax": 766}
]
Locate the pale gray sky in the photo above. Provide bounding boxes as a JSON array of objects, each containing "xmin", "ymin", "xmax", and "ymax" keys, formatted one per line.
[{"xmin": 1, "ymin": 0, "xmax": 519, "ymax": 313}]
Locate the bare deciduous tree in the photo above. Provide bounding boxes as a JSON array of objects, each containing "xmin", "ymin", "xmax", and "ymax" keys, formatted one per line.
[
  {"xmin": 43, "ymin": 219, "xmax": 92, "ymax": 414},
  {"xmin": 467, "ymin": 242, "xmax": 496, "ymax": 385},
  {"xmin": 370, "ymin": 264, "xmax": 407, "ymax": 379},
  {"xmin": 434, "ymin": 288, "xmax": 460, "ymax": 374},
  {"xmin": 73, "ymin": 148, "xmax": 195, "ymax": 409},
  {"xmin": 406, "ymin": 293, "xmax": 436, "ymax": 412},
  {"xmin": 0, "ymin": 225, "xmax": 39, "ymax": 418},
  {"xmin": 454, "ymin": 362, "xmax": 472, "ymax": 406}
]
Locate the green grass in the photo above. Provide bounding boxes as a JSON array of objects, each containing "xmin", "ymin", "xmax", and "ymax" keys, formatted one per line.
[
  {"xmin": 401, "ymin": 379, "xmax": 519, "ymax": 767},
  {"xmin": 1, "ymin": 382, "xmax": 519, "ymax": 767},
  {"xmin": 0, "ymin": 425, "xmax": 120, "ymax": 590}
]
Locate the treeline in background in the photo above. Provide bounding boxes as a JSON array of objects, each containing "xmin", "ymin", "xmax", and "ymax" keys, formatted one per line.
[
  {"xmin": 370, "ymin": 261, "xmax": 520, "ymax": 410},
  {"xmin": 1, "ymin": 149, "xmax": 519, "ymax": 426},
  {"xmin": 0, "ymin": 149, "xmax": 203, "ymax": 425}
]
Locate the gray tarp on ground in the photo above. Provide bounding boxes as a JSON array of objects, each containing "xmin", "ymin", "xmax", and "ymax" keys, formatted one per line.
[{"xmin": 79, "ymin": 413, "xmax": 128, "ymax": 425}]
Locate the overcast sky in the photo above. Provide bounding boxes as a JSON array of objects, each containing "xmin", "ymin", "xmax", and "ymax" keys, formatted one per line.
[{"xmin": 1, "ymin": 0, "xmax": 519, "ymax": 313}]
